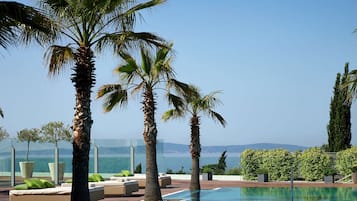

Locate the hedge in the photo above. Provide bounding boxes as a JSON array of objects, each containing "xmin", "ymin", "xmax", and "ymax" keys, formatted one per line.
[
  {"xmin": 241, "ymin": 147, "xmax": 333, "ymax": 181},
  {"xmin": 240, "ymin": 149, "xmax": 263, "ymax": 180},
  {"xmin": 261, "ymin": 149, "xmax": 295, "ymax": 181},
  {"xmin": 241, "ymin": 149, "xmax": 295, "ymax": 181},
  {"xmin": 335, "ymin": 146, "xmax": 357, "ymax": 176},
  {"xmin": 298, "ymin": 147, "xmax": 332, "ymax": 181}
]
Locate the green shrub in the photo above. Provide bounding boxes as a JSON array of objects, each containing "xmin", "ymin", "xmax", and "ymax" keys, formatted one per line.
[
  {"xmin": 299, "ymin": 147, "xmax": 332, "ymax": 181},
  {"xmin": 335, "ymin": 146, "xmax": 357, "ymax": 176},
  {"xmin": 114, "ymin": 170, "xmax": 134, "ymax": 177},
  {"xmin": 261, "ymin": 149, "xmax": 294, "ymax": 181},
  {"xmin": 134, "ymin": 163, "xmax": 142, "ymax": 173},
  {"xmin": 88, "ymin": 174, "xmax": 104, "ymax": 182},
  {"xmin": 202, "ymin": 166, "xmax": 213, "ymax": 173},
  {"xmin": 226, "ymin": 167, "xmax": 242, "ymax": 175},
  {"xmin": 18, "ymin": 178, "xmax": 55, "ymax": 189},
  {"xmin": 175, "ymin": 166, "xmax": 186, "ymax": 174},
  {"xmin": 241, "ymin": 149, "xmax": 298, "ymax": 181},
  {"xmin": 14, "ymin": 184, "xmax": 28, "ymax": 190},
  {"xmin": 240, "ymin": 149, "xmax": 265, "ymax": 180}
]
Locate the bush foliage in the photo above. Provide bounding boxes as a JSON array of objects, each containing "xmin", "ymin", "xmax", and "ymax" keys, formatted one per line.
[
  {"xmin": 241, "ymin": 149, "xmax": 295, "ymax": 181},
  {"xmin": 335, "ymin": 146, "xmax": 357, "ymax": 176},
  {"xmin": 241, "ymin": 147, "xmax": 338, "ymax": 181},
  {"xmin": 298, "ymin": 147, "xmax": 332, "ymax": 181}
]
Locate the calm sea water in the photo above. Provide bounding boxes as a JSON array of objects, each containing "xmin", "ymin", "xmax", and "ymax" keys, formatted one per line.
[
  {"xmin": 0, "ymin": 153, "xmax": 240, "ymax": 174},
  {"xmin": 0, "ymin": 139, "xmax": 240, "ymax": 174}
]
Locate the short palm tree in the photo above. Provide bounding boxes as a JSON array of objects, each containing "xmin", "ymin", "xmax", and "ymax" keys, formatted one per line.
[
  {"xmin": 97, "ymin": 45, "xmax": 187, "ymax": 200},
  {"xmin": 40, "ymin": 0, "xmax": 165, "ymax": 200},
  {"xmin": 0, "ymin": 1, "xmax": 56, "ymax": 49},
  {"xmin": 162, "ymin": 85, "xmax": 226, "ymax": 191}
]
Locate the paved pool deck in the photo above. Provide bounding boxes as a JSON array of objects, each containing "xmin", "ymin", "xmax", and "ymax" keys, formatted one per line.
[{"xmin": 1, "ymin": 178, "xmax": 357, "ymax": 201}]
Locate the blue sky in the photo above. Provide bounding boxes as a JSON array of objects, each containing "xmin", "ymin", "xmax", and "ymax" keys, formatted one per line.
[{"xmin": 1, "ymin": 0, "xmax": 357, "ymax": 146}]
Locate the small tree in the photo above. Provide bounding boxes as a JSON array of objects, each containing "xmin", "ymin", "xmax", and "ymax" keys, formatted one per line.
[
  {"xmin": 17, "ymin": 128, "xmax": 40, "ymax": 161},
  {"xmin": 0, "ymin": 127, "xmax": 9, "ymax": 141},
  {"xmin": 216, "ymin": 150, "xmax": 227, "ymax": 174},
  {"xmin": 40, "ymin": 121, "xmax": 71, "ymax": 147},
  {"xmin": 134, "ymin": 163, "xmax": 142, "ymax": 174}
]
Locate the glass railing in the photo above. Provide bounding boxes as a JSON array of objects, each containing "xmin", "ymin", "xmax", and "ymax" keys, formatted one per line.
[{"xmin": 0, "ymin": 138, "xmax": 165, "ymax": 186}]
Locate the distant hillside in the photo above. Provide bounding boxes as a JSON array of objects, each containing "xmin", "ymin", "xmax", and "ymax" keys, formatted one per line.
[{"xmin": 163, "ymin": 142, "xmax": 308, "ymax": 154}]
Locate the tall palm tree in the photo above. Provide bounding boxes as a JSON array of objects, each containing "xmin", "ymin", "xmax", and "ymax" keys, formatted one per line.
[
  {"xmin": 40, "ymin": 0, "xmax": 165, "ymax": 200},
  {"xmin": 97, "ymin": 45, "xmax": 187, "ymax": 200},
  {"xmin": 1, "ymin": 1, "xmax": 56, "ymax": 122},
  {"xmin": 344, "ymin": 68, "xmax": 357, "ymax": 104},
  {"xmin": 0, "ymin": 1, "xmax": 56, "ymax": 49},
  {"xmin": 162, "ymin": 85, "xmax": 226, "ymax": 191}
]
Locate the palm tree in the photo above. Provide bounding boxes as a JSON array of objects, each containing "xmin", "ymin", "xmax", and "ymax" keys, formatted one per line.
[
  {"xmin": 0, "ymin": 1, "xmax": 56, "ymax": 49},
  {"xmin": 162, "ymin": 85, "xmax": 226, "ymax": 191},
  {"xmin": 1, "ymin": 1, "xmax": 56, "ymax": 122},
  {"xmin": 344, "ymin": 68, "xmax": 357, "ymax": 104},
  {"xmin": 97, "ymin": 45, "xmax": 187, "ymax": 200},
  {"xmin": 40, "ymin": 0, "xmax": 165, "ymax": 200}
]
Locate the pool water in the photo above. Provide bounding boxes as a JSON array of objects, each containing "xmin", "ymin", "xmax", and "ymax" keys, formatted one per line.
[{"xmin": 163, "ymin": 187, "xmax": 357, "ymax": 201}]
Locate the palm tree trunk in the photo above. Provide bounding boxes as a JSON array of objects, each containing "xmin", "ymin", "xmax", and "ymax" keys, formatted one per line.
[
  {"xmin": 142, "ymin": 89, "xmax": 162, "ymax": 201},
  {"xmin": 71, "ymin": 46, "xmax": 95, "ymax": 201},
  {"xmin": 190, "ymin": 115, "xmax": 201, "ymax": 191}
]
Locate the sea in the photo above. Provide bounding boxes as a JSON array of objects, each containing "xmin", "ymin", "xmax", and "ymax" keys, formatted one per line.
[
  {"xmin": 0, "ymin": 153, "xmax": 240, "ymax": 174},
  {"xmin": 0, "ymin": 139, "xmax": 240, "ymax": 174}
]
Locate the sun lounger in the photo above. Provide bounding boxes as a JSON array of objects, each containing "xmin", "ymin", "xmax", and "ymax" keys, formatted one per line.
[
  {"xmin": 62, "ymin": 180, "xmax": 139, "ymax": 196},
  {"xmin": 110, "ymin": 174, "xmax": 171, "ymax": 188},
  {"xmin": 9, "ymin": 186, "xmax": 104, "ymax": 201}
]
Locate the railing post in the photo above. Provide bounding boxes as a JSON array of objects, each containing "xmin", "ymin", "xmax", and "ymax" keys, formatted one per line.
[
  {"xmin": 11, "ymin": 146, "xmax": 15, "ymax": 186},
  {"xmin": 130, "ymin": 144, "xmax": 135, "ymax": 174},
  {"xmin": 94, "ymin": 145, "xmax": 98, "ymax": 174},
  {"xmin": 290, "ymin": 163, "xmax": 294, "ymax": 201},
  {"xmin": 54, "ymin": 146, "xmax": 59, "ymax": 185}
]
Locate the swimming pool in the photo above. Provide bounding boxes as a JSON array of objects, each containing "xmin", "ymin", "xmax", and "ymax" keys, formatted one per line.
[{"xmin": 163, "ymin": 187, "xmax": 357, "ymax": 201}]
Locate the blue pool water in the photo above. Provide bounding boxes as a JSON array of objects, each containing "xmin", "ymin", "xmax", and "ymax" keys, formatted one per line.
[{"xmin": 163, "ymin": 187, "xmax": 357, "ymax": 201}]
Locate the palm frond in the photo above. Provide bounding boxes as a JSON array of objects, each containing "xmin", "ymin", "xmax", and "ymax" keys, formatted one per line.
[
  {"xmin": 97, "ymin": 84, "xmax": 128, "ymax": 112},
  {"xmin": 201, "ymin": 90, "xmax": 223, "ymax": 109},
  {"xmin": 0, "ymin": 107, "xmax": 3, "ymax": 118},
  {"xmin": 44, "ymin": 45, "xmax": 74, "ymax": 76},
  {"xmin": 96, "ymin": 31, "xmax": 166, "ymax": 53},
  {"xmin": 154, "ymin": 43, "xmax": 171, "ymax": 66},
  {"xmin": 116, "ymin": 51, "xmax": 140, "ymax": 83},
  {"xmin": 167, "ymin": 93, "xmax": 185, "ymax": 111},
  {"xmin": 123, "ymin": 0, "xmax": 166, "ymax": 17},
  {"xmin": 140, "ymin": 46, "xmax": 152, "ymax": 75},
  {"xmin": 130, "ymin": 81, "xmax": 145, "ymax": 96},
  {"xmin": 208, "ymin": 110, "xmax": 227, "ymax": 127},
  {"xmin": 119, "ymin": 0, "xmax": 166, "ymax": 30},
  {"xmin": 162, "ymin": 109, "xmax": 183, "ymax": 121},
  {"xmin": 343, "ymin": 69, "xmax": 357, "ymax": 104},
  {"xmin": 153, "ymin": 45, "xmax": 174, "ymax": 79},
  {"xmin": 169, "ymin": 81, "xmax": 200, "ymax": 107},
  {"xmin": 0, "ymin": 1, "xmax": 57, "ymax": 49}
]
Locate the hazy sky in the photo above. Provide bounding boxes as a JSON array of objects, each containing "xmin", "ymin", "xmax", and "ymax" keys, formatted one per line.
[{"xmin": 1, "ymin": 0, "xmax": 357, "ymax": 146}]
